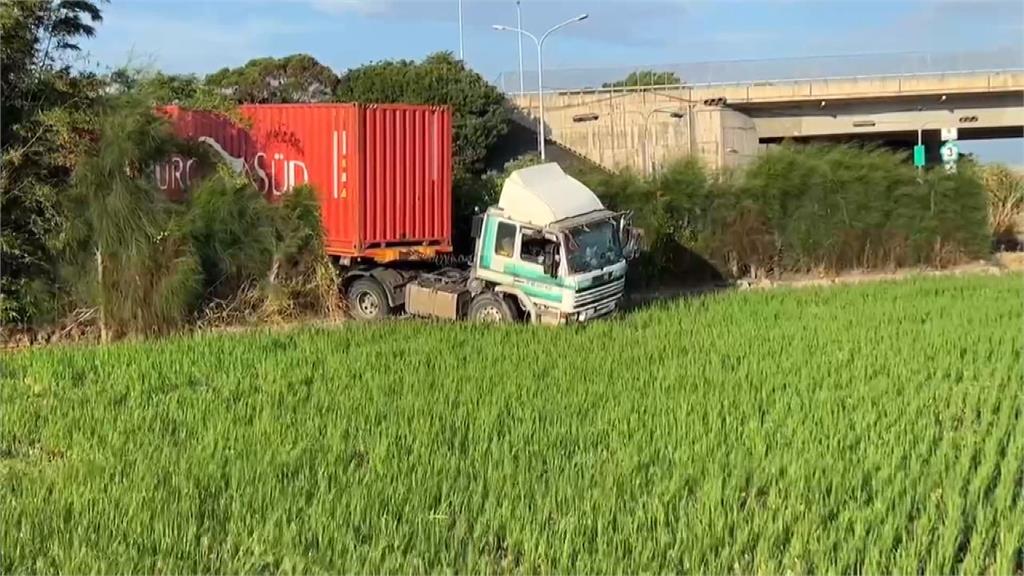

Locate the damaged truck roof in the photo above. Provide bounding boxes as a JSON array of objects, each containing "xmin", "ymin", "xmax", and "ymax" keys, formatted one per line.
[{"xmin": 497, "ymin": 163, "xmax": 607, "ymax": 228}]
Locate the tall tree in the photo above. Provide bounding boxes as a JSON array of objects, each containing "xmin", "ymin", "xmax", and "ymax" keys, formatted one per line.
[
  {"xmin": 64, "ymin": 95, "xmax": 201, "ymax": 340},
  {"xmin": 1, "ymin": 0, "xmax": 105, "ymax": 325},
  {"xmin": 206, "ymin": 54, "xmax": 340, "ymax": 104},
  {"xmin": 107, "ymin": 68, "xmax": 239, "ymax": 117}
]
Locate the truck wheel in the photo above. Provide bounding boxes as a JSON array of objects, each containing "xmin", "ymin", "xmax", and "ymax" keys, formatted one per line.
[
  {"xmin": 469, "ymin": 293, "xmax": 515, "ymax": 323},
  {"xmin": 347, "ymin": 278, "xmax": 391, "ymax": 321}
]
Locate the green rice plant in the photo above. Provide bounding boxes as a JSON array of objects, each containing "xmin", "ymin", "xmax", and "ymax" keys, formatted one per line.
[{"xmin": 2, "ymin": 274, "xmax": 1021, "ymax": 573}]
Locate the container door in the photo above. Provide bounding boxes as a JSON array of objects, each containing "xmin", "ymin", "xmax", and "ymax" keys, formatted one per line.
[
  {"xmin": 363, "ymin": 105, "xmax": 452, "ymax": 248},
  {"xmin": 321, "ymin": 107, "xmax": 359, "ymax": 254}
]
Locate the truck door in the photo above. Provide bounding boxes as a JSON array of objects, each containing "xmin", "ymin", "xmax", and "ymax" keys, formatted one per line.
[
  {"xmin": 508, "ymin": 227, "xmax": 564, "ymax": 305},
  {"xmin": 477, "ymin": 218, "xmax": 517, "ymax": 274}
]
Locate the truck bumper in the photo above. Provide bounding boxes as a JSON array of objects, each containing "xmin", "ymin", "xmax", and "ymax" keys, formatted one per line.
[{"xmin": 540, "ymin": 297, "xmax": 623, "ymax": 325}]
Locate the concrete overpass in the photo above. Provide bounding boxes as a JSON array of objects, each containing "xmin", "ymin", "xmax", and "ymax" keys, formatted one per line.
[{"xmin": 504, "ymin": 54, "xmax": 1024, "ymax": 173}]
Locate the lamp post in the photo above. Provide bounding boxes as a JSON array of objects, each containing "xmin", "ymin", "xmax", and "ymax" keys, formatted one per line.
[
  {"xmin": 458, "ymin": 0, "xmax": 464, "ymax": 60},
  {"xmin": 515, "ymin": 1, "xmax": 524, "ymax": 94},
  {"xmin": 493, "ymin": 13, "xmax": 589, "ymax": 160}
]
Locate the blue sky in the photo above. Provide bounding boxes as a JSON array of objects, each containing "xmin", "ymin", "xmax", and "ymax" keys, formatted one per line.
[{"xmin": 81, "ymin": 0, "xmax": 1023, "ymax": 163}]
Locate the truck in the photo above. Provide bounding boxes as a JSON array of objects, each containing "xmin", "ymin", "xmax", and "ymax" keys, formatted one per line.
[{"xmin": 161, "ymin": 103, "xmax": 638, "ymax": 324}]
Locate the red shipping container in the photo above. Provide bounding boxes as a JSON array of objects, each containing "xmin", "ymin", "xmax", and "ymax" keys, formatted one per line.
[{"xmin": 158, "ymin": 104, "xmax": 453, "ymax": 262}]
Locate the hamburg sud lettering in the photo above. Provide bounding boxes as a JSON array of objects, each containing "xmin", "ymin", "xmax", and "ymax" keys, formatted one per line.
[
  {"xmin": 153, "ymin": 136, "xmax": 311, "ymax": 198},
  {"xmin": 153, "ymin": 109, "xmax": 317, "ymax": 199}
]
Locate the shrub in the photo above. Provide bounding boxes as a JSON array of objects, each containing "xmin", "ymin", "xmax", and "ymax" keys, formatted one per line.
[
  {"xmin": 264, "ymin": 184, "xmax": 340, "ymax": 319},
  {"xmin": 64, "ymin": 96, "xmax": 202, "ymax": 340},
  {"xmin": 184, "ymin": 177, "xmax": 339, "ymax": 323},
  {"xmin": 981, "ymin": 164, "xmax": 1024, "ymax": 247},
  {"xmin": 579, "ymin": 144, "xmax": 992, "ymax": 284},
  {"xmin": 712, "ymin": 144, "xmax": 991, "ymax": 276},
  {"xmin": 185, "ymin": 167, "xmax": 277, "ymax": 300}
]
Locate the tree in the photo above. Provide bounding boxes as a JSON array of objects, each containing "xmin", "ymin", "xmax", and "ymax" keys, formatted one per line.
[
  {"xmin": 1, "ymin": 0, "xmax": 106, "ymax": 325},
  {"xmin": 982, "ymin": 163, "xmax": 1024, "ymax": 245},
  {"xmin": 602, "ymin": 70, "xmax": 681, "ymax": 88},
  {"xmin": 337, "ymin": 52, "xmax": 509, "ymax": 174},
  {"xmin": 107, "ymin": 68, "xmax": 240, "ymax": 118},
  {"xmin": 64, "ymin": 96, "xmax": 201, "ymax": 340},
  {"xmin": 206, "ymin": 54, "xmax": 340, "ymax": 104}
]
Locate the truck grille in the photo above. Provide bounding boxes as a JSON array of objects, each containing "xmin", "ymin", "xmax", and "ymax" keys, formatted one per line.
[{"xmin": 573, "ymin": 277, "xmax": 625, "ymax": 309}]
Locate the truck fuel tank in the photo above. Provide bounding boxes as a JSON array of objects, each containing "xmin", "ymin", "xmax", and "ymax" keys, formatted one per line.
[{"xmin": 404, "ymin": 271, "xmax": 471, "ymax": 320}]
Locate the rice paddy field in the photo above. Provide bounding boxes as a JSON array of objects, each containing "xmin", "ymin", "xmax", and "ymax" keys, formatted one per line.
[{"xmin": 2, "ymin": 274, "xmax": 1022, "ymax": 573}]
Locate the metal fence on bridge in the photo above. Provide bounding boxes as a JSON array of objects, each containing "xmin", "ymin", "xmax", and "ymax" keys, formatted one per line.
[{"xmin": 495, "ymin": 50, "xmax": 1024, "ymax": 93}]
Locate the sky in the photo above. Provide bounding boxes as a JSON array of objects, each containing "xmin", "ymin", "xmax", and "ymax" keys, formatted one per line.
[{"xmin": 80, "ymin": 0, "xmax": 1024, "ymax": 163}]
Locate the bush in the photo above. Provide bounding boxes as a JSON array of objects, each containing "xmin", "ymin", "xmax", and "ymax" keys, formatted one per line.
[
  {"xmin": 582, "ymin": 160, "xmax": 725, "ymax": 286},
  {"xmin": 61, "ymin": 98, "xmax": 339, "ymax": 338},
  {"xmin": 264, "ymin": 184, "xmax": 340, "ymax": 319},
  {"xmin": 64, "ymin": 96, "xmax": 202, "ymax": 340},
  {"xmin": 982, "ymin": 164, "xmax": 1024, "ymax": 248},
  {"xmin": 186, "ymin": 167, "xmax": 277, "ymax": 300},
  {"xmin": 731, "ymin": 144, "xmax": 990, "ymax": 273},
  {"xmin": 185, "ymin": 177, "xmax": 339, "ymax": 323},
  {"xmin": 580, "ymin": 144, "xmax": 992, "ymax": 285}
]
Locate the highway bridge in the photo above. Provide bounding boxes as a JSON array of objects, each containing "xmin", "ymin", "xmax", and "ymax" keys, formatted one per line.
[{"xmin": 502, "ymin": 51, "xmax": 1024, "ymax": 173}]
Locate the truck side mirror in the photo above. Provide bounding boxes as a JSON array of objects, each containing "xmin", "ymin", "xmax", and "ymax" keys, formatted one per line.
[
  {"xmin": 619, "ymin": 212, "xmax": 641, "ymax": 260},
  {"xmin": 618, "ymin": 211, "xmax": 633, "ymax": 247},
  {"xmin": 543, "ymin": 242, "xmax": 558, "ymax": 277},
  {"xmin": 624, "ymin": 228, "xmax": 642, "ymax": 260}
]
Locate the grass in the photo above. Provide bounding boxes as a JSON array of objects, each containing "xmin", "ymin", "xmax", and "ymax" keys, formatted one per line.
[{"xmin": 2, "ymin": 274, "xmax": 1022, "ymax": 573}]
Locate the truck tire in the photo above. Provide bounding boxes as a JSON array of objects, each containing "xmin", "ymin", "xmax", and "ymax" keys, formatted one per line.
[
  {"xmin": 347, "ymin": 278, "xmax": 391, "ymax": 321},
  {"xmin": 468, "ymin": 292, "xmax": 515, "ymax": 323}
]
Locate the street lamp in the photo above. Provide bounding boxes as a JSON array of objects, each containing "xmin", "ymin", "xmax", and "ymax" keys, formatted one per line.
[
  {"xmin": 493, "ymin": 13, "xmax": 589, "ymax": 160},
  {"xmin": 458, "ymin": 0, "xmax": 464, "ymax": 60},
  {"xmin": 515, "ymin": 1, "xmax": 524, "ymax": 94}
]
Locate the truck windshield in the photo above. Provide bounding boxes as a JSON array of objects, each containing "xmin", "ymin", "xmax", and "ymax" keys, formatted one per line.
[{"xmin": 564, "ymin": 219, "xmax": 622, "ymax": 274}]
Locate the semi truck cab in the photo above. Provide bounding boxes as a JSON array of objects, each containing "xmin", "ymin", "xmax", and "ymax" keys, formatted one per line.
[
  {"xmin": 345, "ymin": 163, "xmax": 638, "ymax": 324},
  {"xmin": 466, "ymin": 163, "xmax": 637, "ymax": 324}
]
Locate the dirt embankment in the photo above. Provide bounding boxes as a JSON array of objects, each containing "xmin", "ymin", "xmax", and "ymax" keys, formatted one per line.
[{"xmin": 737, "ymin": 254, "xmax": 1023, "ymax": 290}]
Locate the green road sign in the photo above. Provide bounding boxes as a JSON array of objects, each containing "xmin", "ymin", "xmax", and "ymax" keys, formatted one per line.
[
  {"xmin": 940, "ymin": 141, "xmax": 960, "ymax": 164},
  {"xmin": 913, "ymin": 145, "xmax": 926, "ymax": 167}
]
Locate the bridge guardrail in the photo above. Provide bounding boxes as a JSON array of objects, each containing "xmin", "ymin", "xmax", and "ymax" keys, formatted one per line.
[{"xmin": 496, "ymin": 50, "xmax": 1024, "ymax": 94}]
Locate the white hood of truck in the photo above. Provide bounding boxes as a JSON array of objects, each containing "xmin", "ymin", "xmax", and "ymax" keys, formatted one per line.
[{"xmin": 498, "ymin": 163, "xmax": 605, "ymax": 227}]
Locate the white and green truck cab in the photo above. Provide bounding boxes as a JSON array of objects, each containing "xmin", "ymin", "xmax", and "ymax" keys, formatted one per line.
[
  {"xmin": 390, "ymin": 163, "xmax": 638, "ymax": 325},
  {"xmin": 467, "ymin": 163, "xmax": 637, "ymax": 324}
]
